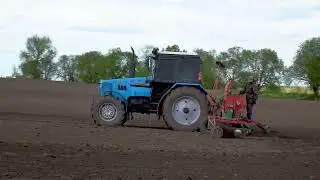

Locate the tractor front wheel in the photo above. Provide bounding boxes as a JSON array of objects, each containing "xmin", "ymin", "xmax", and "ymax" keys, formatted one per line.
[
  {"xmin": 91, "ymin": 96, "xmax": 127, "ymax": 126},
  {"xmin": 162, "ymin": 87, "xmax": 208, "ymax": 131}
]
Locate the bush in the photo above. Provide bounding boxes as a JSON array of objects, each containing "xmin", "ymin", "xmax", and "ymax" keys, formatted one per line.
[{"xmin": 264, "ymin": 83, "xmax": 281, "ymax": 93}]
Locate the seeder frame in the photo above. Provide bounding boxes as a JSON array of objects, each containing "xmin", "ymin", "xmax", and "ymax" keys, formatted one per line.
[{"xmin": 207, "ymin": 79, "xmax": 270, "ymax": 138}]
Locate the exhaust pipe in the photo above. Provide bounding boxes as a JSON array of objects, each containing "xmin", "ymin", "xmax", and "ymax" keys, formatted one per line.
[{"xmin": 129, "ymin": 46, "xmax": 136, "ymax": 78}]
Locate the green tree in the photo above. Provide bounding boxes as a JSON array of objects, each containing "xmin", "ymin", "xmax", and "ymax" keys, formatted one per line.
[
  {"xmin": 106, "ymin": 48, "xmax": 130, "ymax": 78},
  {"xmin": 194, "ymin": 48, "xmax": 210, "ymax": 58},
  {"xmin": 216, "ymin": 47, "xmax": 284, "ymax": 89},
  {"xmin": 75, "ymin": 48, "xmax": 133, "ymax": 83},
  {"xmin": 135, "ymin": 61, "xmax": 149, "ymax": 77},
  {"xmin": 75, "ymin": 51, "xmax": 105, "ymax": 83},
  {"xmin": 162, "ymin": 44, "xmax": 187, "ymax": 52},
  {"xmin": 140, "ymin": 45, "xmax": 155, "ymax": 71},
  {"xmin": 281, "ymin": 66, "xmax": 294, "ymax": 86},
  {"xmin": 245, "ymin": 48, "xmax": 285, "ymax": 87},
  {"xmin": 11, "ymin": 65, "xmax": 22, "ymax": 78},
  {"xmin": 194, "ymin": 48, "xmax": 217, "ymax": 88},
  {"xmin": 217, "ymin": 46, "xmax": 248, "ymax": 88},
  {"xmin": 56, "ymin": 55, "xmax": 77, "ymax": 82},
  {"xmin": 292, "ymin": 37, "xmax": 320, "ymax": 99},
  {"xmin": 19, "ymin": 35, "xmax": 57, "ymax": 80}
]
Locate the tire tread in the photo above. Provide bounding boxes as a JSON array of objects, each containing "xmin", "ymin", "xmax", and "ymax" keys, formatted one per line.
[
  {"xmin": 162, "ymin": 86, "xmax": 208, "ymax": 131},
  {"xmin": 91, "ymin": 96, "xmax": 127, "ymax": 126}
]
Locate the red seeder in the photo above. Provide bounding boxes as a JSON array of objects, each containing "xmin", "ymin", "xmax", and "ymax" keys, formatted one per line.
[{"xmin": 207, "ymin": 79, "xmax": 270, "ymax": 138}]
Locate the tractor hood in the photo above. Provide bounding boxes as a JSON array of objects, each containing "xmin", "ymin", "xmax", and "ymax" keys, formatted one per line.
[
  {"xmin": 99, "ymin": 76, "xmax": 152, "ymax": 86},
  {"xmin": 99, "ymin": 76, "xmax": 152, "ymax": 97}
]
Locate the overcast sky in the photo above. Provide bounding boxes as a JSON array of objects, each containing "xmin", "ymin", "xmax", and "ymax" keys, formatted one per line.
[{"xmin": 0, "ymin": 0, "xmax": 319, "ymax": 77}]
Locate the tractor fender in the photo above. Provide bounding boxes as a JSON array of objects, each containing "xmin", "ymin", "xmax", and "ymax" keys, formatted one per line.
[
  {"xmin": 101, "ymin": 90, "xmax": 129, "ymax": 113},
  {"xmin": 102, "ymin": 90, "xmax": 127, "ymax": 102},
  {"xmin": 157, "ymin": 83, "xmax": 208, "ymax": 115}
]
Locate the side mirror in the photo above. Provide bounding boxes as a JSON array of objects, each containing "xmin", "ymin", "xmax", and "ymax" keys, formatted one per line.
[{"xmin": 152, "ymin": 48, "xmax": 159, "ymax": 55}]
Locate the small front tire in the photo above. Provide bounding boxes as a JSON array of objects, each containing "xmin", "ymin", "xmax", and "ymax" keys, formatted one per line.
[{"xmin": 91, "ymin": 96, "xmax": 127, "ymax": 126}]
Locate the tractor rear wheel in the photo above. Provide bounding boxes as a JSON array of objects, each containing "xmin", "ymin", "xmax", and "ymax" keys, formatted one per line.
[
  {"xmin": 162, "ymin": 86, "xmax": 208, "ymax": 131},
  {"xmin": 91, "ymin": 96, "xmax": 127, "ymax": 126}
]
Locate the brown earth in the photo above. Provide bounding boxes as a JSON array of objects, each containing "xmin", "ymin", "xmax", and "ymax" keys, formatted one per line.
[{"xmin": 0, "ymin": 78, "xmax": 320, "ymax": 180}]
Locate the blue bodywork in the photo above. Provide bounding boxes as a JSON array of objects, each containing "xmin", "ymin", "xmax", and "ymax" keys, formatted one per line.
[
  {"xmin": 100, "ymin": 77, "xmax": 207, "ymax": 100},
  {"xmin": 99, "ymin": 76, "xmax": 208, "ymax": 114},
  {"xmin": 99, "ymin": 77, "xmax": 153, "ymax": 101}
]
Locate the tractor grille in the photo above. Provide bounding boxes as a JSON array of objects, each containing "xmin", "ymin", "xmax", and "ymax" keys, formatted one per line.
[
  {"xmin": 100, "ymin": 82, "xmax": 113, "ymax": 96},
  {"xmin": 118, "ymin": 85, "xmax": 127, "ymax": 91}
]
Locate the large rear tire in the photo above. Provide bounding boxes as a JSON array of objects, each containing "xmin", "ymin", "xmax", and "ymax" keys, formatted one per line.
[
  {"xmin": 91, "ymin": 96, "xmax": 127, "ymax": 126},
  {"xmin": 162, "ymin": 86, "xmax": 208, "ymax": 131}
]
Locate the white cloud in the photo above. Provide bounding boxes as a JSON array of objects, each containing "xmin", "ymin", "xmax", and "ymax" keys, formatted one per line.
[{"xmin": 0, "ymin": 0, "xmax": 320, "ymax": 76}]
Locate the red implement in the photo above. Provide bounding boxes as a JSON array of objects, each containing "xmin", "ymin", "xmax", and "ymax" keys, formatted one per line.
[{"xmin": 207, "ymin": 79, "xmax": 270, "ymax": 138}]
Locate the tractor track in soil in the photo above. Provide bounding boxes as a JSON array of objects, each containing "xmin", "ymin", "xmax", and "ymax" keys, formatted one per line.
[{"xmin": 0, "ymin": 78, "xmax": 320, "ymax": 179}]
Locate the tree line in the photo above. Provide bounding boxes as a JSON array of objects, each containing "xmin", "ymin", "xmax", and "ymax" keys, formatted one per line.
[{"xmin": 11, "ymin": 35, "xmax": 320, "ymax": 99}]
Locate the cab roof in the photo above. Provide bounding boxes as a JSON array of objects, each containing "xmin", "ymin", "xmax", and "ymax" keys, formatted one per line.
[{"xmin": 157, "ymin": 51, "xmax": 198, "ymax": 56}]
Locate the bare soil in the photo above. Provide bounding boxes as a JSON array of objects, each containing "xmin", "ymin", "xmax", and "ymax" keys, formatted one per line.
[{"xmin": 0, "ymin": 78, "xmax": 320, "ymax": 180}]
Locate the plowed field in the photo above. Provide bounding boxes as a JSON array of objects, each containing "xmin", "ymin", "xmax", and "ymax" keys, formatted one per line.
[{"xmin": 0, "ymin": 78, "xmax": 319, "ymax": 180}]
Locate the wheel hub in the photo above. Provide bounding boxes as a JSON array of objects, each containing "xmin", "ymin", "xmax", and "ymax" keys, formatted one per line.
[
  {"xmin": 183, "ymin": 107, "xmax": 190, "ymax": 114},
  {"xmin": 172, "ymin": 96, "xmax": 201, "ymax": 125},
  {"xmin": 99, "ymin": 103, "xmax": 117, "ymax": 122}
]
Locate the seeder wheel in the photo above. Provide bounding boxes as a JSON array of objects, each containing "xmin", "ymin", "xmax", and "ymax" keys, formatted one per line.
[
  {"xmin": 233, "ymin": 128, "xmax": 250, "ymax": 138},
  {"xmin": 207, "ymin": 125, "xmax": 224, "ymax": 138},
  {"xmin": 257, "ymin": 123, "xmax": 271, "ymax": 135},
  {"xmin": 246, "ymin": 122, "xmax": 271, "ymax": 137}
]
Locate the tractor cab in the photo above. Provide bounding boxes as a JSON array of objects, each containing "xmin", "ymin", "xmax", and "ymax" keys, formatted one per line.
[
  {"xmin": 146, "ymin": 48, "xmax": 203, "ymax": 84},
  {"xmin": 145, "ymin": 48, "xmax": 206, "ymax": 108}
]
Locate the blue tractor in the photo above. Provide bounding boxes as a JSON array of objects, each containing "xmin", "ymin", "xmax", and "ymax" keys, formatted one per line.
[{"xmin": 91, "ymin": 48, "xmax": 209, "ymax": 131}]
